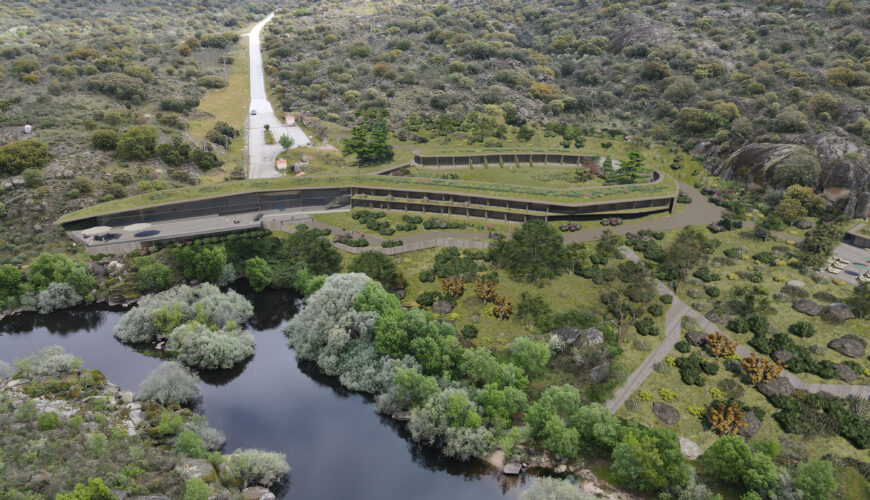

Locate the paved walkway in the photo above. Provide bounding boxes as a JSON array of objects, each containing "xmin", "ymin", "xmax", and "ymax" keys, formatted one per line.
[{"xmin": 606, "ymin": 247, "xmax": 870, "ymax": 414}]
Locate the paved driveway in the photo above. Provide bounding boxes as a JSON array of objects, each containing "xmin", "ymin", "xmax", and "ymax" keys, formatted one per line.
[{"xmin": 245, "ymin": 13, "xmax": 311, "ymax": 179}]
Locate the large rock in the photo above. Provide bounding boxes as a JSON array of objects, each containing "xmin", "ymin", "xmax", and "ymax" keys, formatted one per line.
[
  {"xmin": 705, "ymin": 311, "xmax": 727, "ymax": 325},
  {"xmin": 793, "ymin": 299, "xmax": 823, "ymax": 316},
  {"xmin": 550, "ymin": 327, "xmax": 605, "ymax": 348},
  {"xmin": 685, "ymin": 331, "xmax": 707, "ymax": 346},
  {"xmin": 551, "ymin": 327, "xmax": 581, "ymax": 345},
  {"xmin": 794, "ymin": 220, "xmax": 813, "ymax": 230},
  {"xmin": 786, "ymin": 280, "xmax": 805, "ymax": 289},
  {"xmin": 590, "ymin": 363, "xmax": 610, "ymax": 383},
  {"xmin": 482, "ymin": 450, "xmax": 505, "ymax": 470},
  {"xmin": 757, "ymin": 377, "xmax": 795, "ymax": 397},
  {"xmin": 822, "ymin": 303, "xmax": 856, "ymax": 322},
  {"xmin": 836, "ymin": 363, "xmax": 859, "ymax": 383},
  {"xmin": 652, "ymin": 402, "xmax": 680, "ymax": 425},
  {"xmin": 739, "ymin": 411, "xmax": 762, "ymax": 437},
  {"xmin": 828, "ymin": 334, "xmax": 866, "ymax": 358},
  {"xmin": 679, "ymin": 437, "xmax": 702, "ymax": 460},
  {"xmin": 431, "ymin": 300, "xmax": 453, "ymax": 315},
  {"xmin": 241, "ymin": 487, "xmax": 275, "ymax": 500},
  {"xmin": 771, "ymin": 350, "xmax": 795, "ymax": 364},
  {"xmin": 503, "ymin": 463, "xmax": 523, "ymax": 475},
  {"xmin": 177, "ymin": 459, "xmax": 217, "ymax": 482},
  {"xmin": 579, "ymin": 327, "xmax": 605, "ymax": 347}
]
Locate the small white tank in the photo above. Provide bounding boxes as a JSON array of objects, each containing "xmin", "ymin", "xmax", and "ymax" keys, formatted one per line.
[{"xmin": 23, "ymin": 124, "xmax": 32, "ymax": 134}]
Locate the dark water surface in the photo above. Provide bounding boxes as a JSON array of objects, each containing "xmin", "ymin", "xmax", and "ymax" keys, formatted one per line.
[{"xmin": 0, "ymin": 287, "xmax": 532, "ymax": 499}]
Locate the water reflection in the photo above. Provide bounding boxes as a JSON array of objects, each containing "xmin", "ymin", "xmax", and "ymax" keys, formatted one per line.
[{"xmin": 0, "ymin": 287, "xmax": 531, "ymax": 499}]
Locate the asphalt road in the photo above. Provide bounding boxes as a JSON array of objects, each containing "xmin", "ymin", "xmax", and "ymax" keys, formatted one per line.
[{"xmin": 245, "ymin": 13, "xmax": 311, "ymax": 179}]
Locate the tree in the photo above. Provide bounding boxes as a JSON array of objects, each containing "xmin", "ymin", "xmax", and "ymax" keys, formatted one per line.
[
  {"xmin": 348, "ymin": 251, "xmax": 402, "ymax": 289},
  {"xmin": 774, "ymin": 149, "xmax": 820, "ymax": 188},
  {"xmin": 509, "ymin": 337, "xmax": 551, "ymax": 378},
  {"xmin": 661, "ymin": 226, "xmax": 715, "ymax": 292},
  {"xmin": 342, "ymin": 108, "xmax": 394, "ymax": 165},
  {"xmin": 794, "ymin": 460, "xmax": 837, "ymax": 500},
  {"xmin": 117, "ymin": 125, "xmax": 158, "ymax": 161},
  {"xmin": 488, "ymin": 219, "xmax": 567, "ymax": 283},
  {"xmin": 700, "ymin": 435, "xmax": 779, "ymax": 490},
  {"xmin": 797, "ymin": 221, "xmax": 844, "ymax": 270},
  {"xmin": 621, "ymin": 150, "xmax": 645, "ymax": 180},
  {"xmin": 516, "ymin": 292, "xmax": 551, "ymax": 325},
  {"xmin": 245, "ymin": 257, "xmax": 273, "ymax": 292},
  {"xmin": 595, "ymin": 229, "xmax": 623, "ymax": 257},
  {"xmin": 183, "ymin": 478, "xmax": 210, "ymax": 500},
  {"xmin": 279, "ymin": 134, "xmax": 294, "ymax": 150},
  {"xmin": 137, "ymin": 262, "xmax": 174, "ymax": 293},
  {"xmin": 283, "ymin": 225, "xmax": 341, "ymax": 275},
  {"xmin": 173, "ymin": 245, "xmax": 228, "ymax": 283},
  {"xmin": 137, "ymin": 361, "xmax": 201, "ymax": 405},
  {"xmin": 0, "ymin": 139, "xmax": 51, "ymax": 176},
  {"xmin": 0, "ymin": 264, "xmax": 22, "ymax": 299},
  {"xmin": 55, "ymin": 478, "xmax": 115, "ymax": 500},
  {"xmin": 611, "ymin": 428, "xmax": 688, "ymax": 492}
]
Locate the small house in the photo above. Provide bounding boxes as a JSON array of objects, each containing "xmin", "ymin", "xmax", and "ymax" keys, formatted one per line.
[
  {"xmin": 276, "ymin": 159, "xmax": 287, "ymax": 170},
  {"xmin": 284, "ymin": 114, "xmax": 296, "ymax": 126}
]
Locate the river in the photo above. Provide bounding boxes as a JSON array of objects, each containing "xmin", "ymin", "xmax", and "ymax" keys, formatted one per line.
[{"xmin": 0, "ymin": 286, "xmax": 532, "ymax": 499}]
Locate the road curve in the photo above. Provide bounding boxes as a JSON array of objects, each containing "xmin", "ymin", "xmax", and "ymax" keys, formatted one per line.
[{"xmin": 245, "ymin": 13, "xmax": 310, "ymax": 179}]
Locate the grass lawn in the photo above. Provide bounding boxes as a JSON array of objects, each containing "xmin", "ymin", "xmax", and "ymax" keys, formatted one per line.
[
  {"xmin": 406, "ymin": 165, "xmax": 608, "ymax": 189},
  {"xmin": 187, "ymin": 40, "xmax": 250, "ymax": 184},
  {"xmin": 660, "ymin": 226, "xmax": 870, "ymax": 386}
]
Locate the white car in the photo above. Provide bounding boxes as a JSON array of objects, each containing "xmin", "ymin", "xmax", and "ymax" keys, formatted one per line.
[{"xmin": 251, "ymin": 109, "xmax": 257, "ymax": 115}]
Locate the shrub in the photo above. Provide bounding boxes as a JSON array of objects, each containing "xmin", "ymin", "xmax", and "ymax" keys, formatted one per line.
[
  {"xmin": 0, "ymin": 139, "xmax": 51, "ymax": 176},
  {"xmin": 137, "ymin": 262, "xmax": 174, "ymax": 293},
  {"xmin": 418, "ymin": 269, "xmax": 436, "ymax": 283},
  {"xmin": 183, "ymin": 478, "xmax": 210, "ymax": 500},
  {"xmin": 137, "ymin": 361, "xmax": 201, "ymax": 405},
  {"xmin": 91, "ymin": 129, "xmax": 118, "ymax": 150},
  {"xmin": 727, "ymin": 317, "xmax": 749, "ymax": 333},
  {"xmin": 348, "ymin": 251, "xmax": 403, "ymax": 289},
  {"xmin": 693, "ymin": 267, "xmax": 720, "ymax": 283},
  {"xmin": 461, "ymin": 324, "xmax": 478, "ymax": 339},
  {"xmin": 35, "ymin": 282, "xmax": 83, "ymax": 314},
  {"xmin": 635, "ymin": 317, "xmax": 660, "ymax": 336},
  {"xmin": 660, "ymin": 294, "xmax": 673, "ymax": 304},
  {"xmin": 705, "ymin": 285, "xmax": 720, "ymax": 297},
  {"xmin": 14, "ymin": 345, "xmax": 82, "ymax": 377},
  {"xmin": 675, "ymin": 340, "xmax": 691, "ymax": 353},
  {"xmin": 230, "ymin": 449, "xmax": 291, "ymax": 488},
  {"xmin": 787, "ymin": 321, "xmax": 815, "ymax": 338},
  {"xmin": 167, "ymin": 322, "xmax": 255, "ymax": 370},
  {"xmin": 117, "ymin": 125, "xmax": 157, "ymax": 161},
  {"xmin": 416, "ymin": 290, "xmax": 443, "ymax": 307},
  {"xmin": 174, "ymin": 430, "xmax": 207, "ymax": 458},
  {"xmin": 675, "ymin": 355, "xmax": 707, "ymax": 386},
  {"xmin": 647, "ymin": 303, "xmax": 664, "ymax": 316},
  {"xmin": 37, "ymin": 411, "xmax": 60, "ymax": 430}
]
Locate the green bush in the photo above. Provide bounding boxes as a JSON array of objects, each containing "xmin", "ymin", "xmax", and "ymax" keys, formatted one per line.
[
  {"xmin": 675, "ymin": 340, "xmax": 691, "ymax": 353},
  {"xmin": 635, "ymin": 317, "xmax": 660, "ymax": 336},
  {"xmin": 727, "ymin": 317, "xmax": 749, "ymax": 333},
  {"xmin": 418, "ymin": 269, "xmax": 436, "ymax": 282},
  {"xmin": 461, "ymin": 324, "xmax": 478, "ymax": 338},
  {"xmin": 174, "ymin": 430, "xmax": 207, "ymax": 458},
  {"xmin": 787, "ymin": 321, "xmax": 815, "ymax": 338},
  {"xmin": 183, "ymin": 478, "xmax": 210, "ymax": 500},
  {"xmin": 659, "ymin": 294, "xmax": 673, "ymax": 304},
  {"xmin": 0, "ymin": 139, "xmax": 51, "ymax": 176},
  {"xmin": 647, "ymin": 303, "xmax": 664, "ymax": 316},
  {"xmin": 416, "ymin": 290, "xmax": 443, "ymax": 306},
  {"xmin": 37, "ymin": 411, "xmax": 60, "ymax": 430},
  {"xmin": 705, "ymin": 285, "xmax": 720, "ymax": 297}
]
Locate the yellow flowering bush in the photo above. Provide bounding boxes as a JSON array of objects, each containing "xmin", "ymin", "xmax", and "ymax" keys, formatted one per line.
[
  {"xmin": 864, "ymin": 368, "xmax": 870, "ymax": 377},
  {"xmin": 666, "ymin": 356, "xmax": 677, "ymax": 367},
  {"xmin": 773, "ymin": 260, "xmax": 787, "ymax": 267},
  {"xmin": 710, "ymin": 388, "xmax": 725, "ymax": 399},
  {"xmin": 687, "ymin": 405, "xmax": 705, "ymax": 418},
  {"xmin": 772, "ymin": 275, "xmax": 787, "ymax": 282},
  {"xmin": 741, "ymin": 254, "xmax": 751, "ymax": 260},
  {"xmin": 727, "ymin": 273, "xmax": 740, "ymax": 280},
  {"xmin": 834, "ymin": 279, "xmax": 846, "ymax": 286},
  {"xmin": 659, "ymin": 388, "xmax": 677, "ymax": 401},
  {"xmin": 638, "ymin": 390, "xmax": 652, "ymax": 401},
  {"xmin": 785, "ymin": 240, "xmax": 796, "ymax": 246}
]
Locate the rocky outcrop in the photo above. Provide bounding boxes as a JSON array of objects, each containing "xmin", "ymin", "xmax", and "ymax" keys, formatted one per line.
[
  {"xmin": 739, "ymin": 411, "xmax": 762, "ymax": 437},
  {"xmin": 431, "ymin": 300, "xmax": 452, "ymax": 315},
  {"xmin": 836, "ymin": 363, "xmax": 859, "ymax": 383},
  {"xmin": 822, "ymin": 303, "xmax": 855, "ymax": 322},
  {"xmin": 503, "ymin": 463, "xmax": 523, "ymax": 475},
  {"xmin": 679, "ymin": 437, "xmax": 702, "ymax": 460},
  {"xmin": 793, "ymin": 299, "xmax": 823, "ymax": 316},
  {"xmin": 771, "ymin": 350, "xmax": 794, "ymax": 364},
  {"xmin": 177, "ymin": 459, "xmax": 217, "ymax": 483},
  {"xmin": 241, "ymin": 487, "xmax": 276, "ymax": 500},
  {"xmin": 550, "ymin": 327, "xmax": 605, "ymax": 348},
  {"xmin": 757, "ymin": 377, "xmax": 795, "ymax": 397},
  {"xmin": 704, "ymin": 135, "xmax": 870, "ymax": 218},
  {"xmin": 653, "ymin": 402, "xmax": 680, "ymax": 425},
  {"xmin": 685, "ymin": 331, "xmax": 707, "ymax": 346},
  {"xmin": 828, "ymin": 335, "xmax": 866, "ymax": 358}
]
